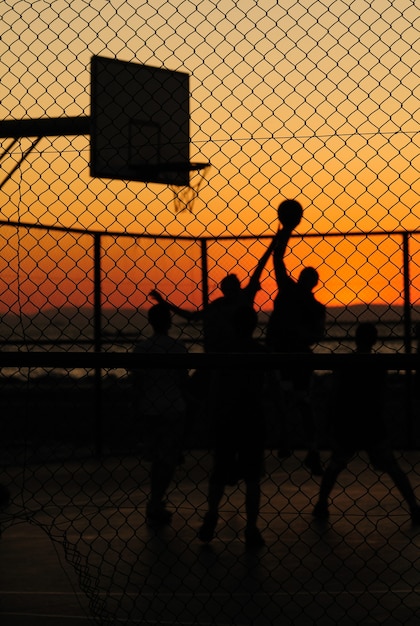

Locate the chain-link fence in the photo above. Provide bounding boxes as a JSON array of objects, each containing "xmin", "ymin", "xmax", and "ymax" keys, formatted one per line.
[{"xmin": 1, "ymin": 1, "xmax": 420, "ymax": 624}]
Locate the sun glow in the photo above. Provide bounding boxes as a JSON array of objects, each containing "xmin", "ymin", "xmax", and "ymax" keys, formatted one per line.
[{"xmin": 0, "ymin": 0, "xmax": 419, "ymax": 316}]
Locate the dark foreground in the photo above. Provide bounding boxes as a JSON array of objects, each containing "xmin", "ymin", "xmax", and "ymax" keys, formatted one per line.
[
  {"xmin": 1, "ymin": 450, "xmax": 420, "ymax": 625},
  {"xmin": 0, "ymin": 370, "xmax": 419, "ymax": 461}
]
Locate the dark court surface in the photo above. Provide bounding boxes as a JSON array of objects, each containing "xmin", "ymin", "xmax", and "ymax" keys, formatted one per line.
[{"xmin": 1, "ymin": 450, "xmax": 420, "ymax": 626}]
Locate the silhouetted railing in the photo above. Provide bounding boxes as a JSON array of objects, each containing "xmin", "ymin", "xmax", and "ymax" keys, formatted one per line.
[{"xmin": 1, "ymin": 219, "xmax": 419, "ymax": 455}]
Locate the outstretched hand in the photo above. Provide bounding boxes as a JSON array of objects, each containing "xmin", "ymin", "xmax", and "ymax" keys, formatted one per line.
[
  {"xmin": 149, "ymin": 289, "xmax": 164, "ymax": 303},
  {"xmin": 279, "ymin": 223, "xmax": 294, "ymax": 235}
]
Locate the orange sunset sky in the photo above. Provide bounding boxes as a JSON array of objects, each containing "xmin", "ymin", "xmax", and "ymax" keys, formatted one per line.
[{"xmin": 0, "ymin": 0, "xmax": 419, "ymax": 315}]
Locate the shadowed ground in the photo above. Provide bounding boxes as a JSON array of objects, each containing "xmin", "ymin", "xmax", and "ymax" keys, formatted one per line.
[{"xmin": 1, "ymin": 450, "xmax": 420, "ymax": 625}]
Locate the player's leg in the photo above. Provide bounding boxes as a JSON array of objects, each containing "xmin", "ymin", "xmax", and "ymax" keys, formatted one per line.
[
  {"xmin": 312, "ymin": 448, "xmax": 351, "ymax": 519},
  {"xmin": 198, "ymin": 445, "xmax": 229, "ymax": 542},
  {"xmin": 370, "ymin": 443, "xmax": 420, "ymax": 524}
]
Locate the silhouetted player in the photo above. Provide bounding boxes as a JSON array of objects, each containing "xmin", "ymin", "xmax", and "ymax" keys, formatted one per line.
[
  {"xmin": 150, "ymin": 232, "xmax": 280, "ymax": 354},
  {"xmin": 198, "ymin": 305, "xmax": 268, "ymax": 549},
  {"xmin": 312, "ymin": 322, "xmax": 420, "ymax": 524},
  {"xmin": 266, "ymin": 200, "xmax": 326, "ymax": 475},
  {"xmin": 132, "ymin": 302, "xmax": 190, "ymax": 526}
]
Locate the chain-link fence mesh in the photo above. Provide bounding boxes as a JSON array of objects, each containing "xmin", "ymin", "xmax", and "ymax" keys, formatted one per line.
[{"xmin": 1, "ymin": 1, "xmax": 420, "ymax": 624}]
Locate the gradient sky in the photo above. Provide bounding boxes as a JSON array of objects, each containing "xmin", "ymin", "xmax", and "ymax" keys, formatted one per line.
[{"xmin": 0, "ymin": 0, "xmax": 419, "ymax": 313}]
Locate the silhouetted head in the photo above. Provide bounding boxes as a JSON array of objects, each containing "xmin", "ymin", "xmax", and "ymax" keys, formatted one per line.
[
  {"xmin": 148, "ymin": 302, "xmax": 171, "ymax": 333},
  {"xmin": 297, "ymin": 266, "xmax": 319, "ymax": 290},
  {"xmin": 355, "ymin": 322, "xmax": 377, "ymax": 352},
  {"xmin": 220, "ymin": 273, "xmax": 241, "ymax": 297}
]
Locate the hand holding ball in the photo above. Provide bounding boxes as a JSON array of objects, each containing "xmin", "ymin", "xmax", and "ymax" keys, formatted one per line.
[{"xmin": 277, "ymin": 199, "xmax": 303, "ymax": 230}]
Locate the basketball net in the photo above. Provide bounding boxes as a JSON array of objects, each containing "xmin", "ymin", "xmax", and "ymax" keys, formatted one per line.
[{"xmin": 169, "ymin": 165, "xmax": 210, "ymax": 213}]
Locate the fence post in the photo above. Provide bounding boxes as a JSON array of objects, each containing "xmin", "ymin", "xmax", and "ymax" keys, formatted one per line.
[
  {"xmin": 402, "ymin": 231, "xmax": 414, "ymax": 444},
  {"xmin": 200, "ymin": 238, "xmax": 209, "ymax": 307},
  {"xmin": 93, "ymin": 232, "xmax": 103, "ymax": 457}
]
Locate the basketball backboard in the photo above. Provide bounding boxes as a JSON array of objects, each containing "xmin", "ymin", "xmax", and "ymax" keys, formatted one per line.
[{"xmin": 90, "ymin": 55, "xmax": 208, "ymax": 186}]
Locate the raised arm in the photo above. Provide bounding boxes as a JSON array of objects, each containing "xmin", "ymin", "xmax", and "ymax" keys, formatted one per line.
[
  {"xmin": 149, "ymin": 289, "xmax": 203, "ymax": 321},
  {"xmin": 272, "ymin": 226, "xmax": 294, "ymax": 288},
  {"xmin": 245, "ymin": 231, "xmax": 281, "ymax": 296}
]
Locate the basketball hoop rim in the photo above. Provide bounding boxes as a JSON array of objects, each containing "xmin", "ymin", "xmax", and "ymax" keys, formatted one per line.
[{"xmin": 125, "ymin": 161, "xmax": 210, "ymax": 189}]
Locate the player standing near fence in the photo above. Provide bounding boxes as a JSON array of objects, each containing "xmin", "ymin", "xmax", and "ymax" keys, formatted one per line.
[
  {"xmin": 266, "ymin": 199, "xmax": 326, "ymax": 476},
  {"xmin": 132, "ymin": 302, "xmax": 190, "ymax": 526},
  {"xmin": 312, "ymin": 322, "xmax": 420, "ymax": 523}
]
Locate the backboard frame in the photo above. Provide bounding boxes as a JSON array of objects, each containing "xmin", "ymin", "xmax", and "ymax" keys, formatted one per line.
[{"xmin": 90, "ymin": 56, "xmax": 209, "ymax": 186}]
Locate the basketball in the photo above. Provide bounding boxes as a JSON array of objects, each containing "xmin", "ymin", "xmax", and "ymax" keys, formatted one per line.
[{"xmin": 277, "ymin": 199, "xmax": 303, "ymax": 229}]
